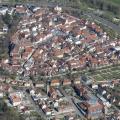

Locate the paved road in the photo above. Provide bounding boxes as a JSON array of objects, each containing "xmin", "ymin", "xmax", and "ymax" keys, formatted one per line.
[
  {"xmin": 25, "ymin": 92, "xmax": 47, "ymax": 120},
  {"xmin": 84, "ymin": 12, "xmax": 120, "ymax": 33},
  {"xmin": 59, "ymin": 87, "xmax": 85, "ymax": 119},
  {"xmin": 63, "ymin": 7, "xmax": 120, "ymax": 33}
]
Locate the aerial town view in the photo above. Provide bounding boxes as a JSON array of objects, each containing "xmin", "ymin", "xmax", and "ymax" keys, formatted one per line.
[{"xmin": 0, "ymin": 0, "xmax": 120, "ymax": 120}]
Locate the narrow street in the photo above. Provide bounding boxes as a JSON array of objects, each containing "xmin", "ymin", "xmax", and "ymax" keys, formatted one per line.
[
  {"xmin": 59, "ymin": 87, "xmax": 86, "ymax": 120},
  {"xmin": 25, "ymin": 92, "xmax": 47, "ymax": 120}
]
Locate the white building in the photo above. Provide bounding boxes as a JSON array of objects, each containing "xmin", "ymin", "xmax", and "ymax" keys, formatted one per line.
[
  {"xmin": 9, "ymin": 92, "xmax": 23, "ymax": 106},
  {"xmin": 0, "ymin": 91, "xmax": 3, "ymax": 98},
  {"xmin": 0, "ymin": 7, "xmax": 8, "ymax": 15}
]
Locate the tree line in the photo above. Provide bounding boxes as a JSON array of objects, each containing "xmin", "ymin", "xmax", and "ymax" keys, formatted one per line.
[{"xmin": 81, "ymin": 0, "xmax": 120, "ymax": 15}]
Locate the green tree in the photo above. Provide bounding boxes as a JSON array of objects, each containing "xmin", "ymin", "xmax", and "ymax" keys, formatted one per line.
[
  {"xmin": 0, "ymin": 100, "xmax": 24, "ymax": 120},
  {"xmin": 2, "ymin": 12, "xmax": 13, "ymax": 28}
]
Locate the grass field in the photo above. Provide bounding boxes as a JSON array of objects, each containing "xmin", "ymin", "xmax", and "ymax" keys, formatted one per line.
[{"xmin": 107, "ymin": 0, "xmax": 120, "ymax": 4}]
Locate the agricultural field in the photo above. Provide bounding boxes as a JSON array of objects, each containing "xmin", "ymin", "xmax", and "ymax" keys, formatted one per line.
[{"xmin": 88, "ymin": 65, "xmax": 120, "ymax": 82}]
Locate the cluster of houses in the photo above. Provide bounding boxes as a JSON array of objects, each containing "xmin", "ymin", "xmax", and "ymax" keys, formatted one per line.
[
  {"xmin": 0, "ymin": 84, "xmax": 35, "ymax": 115},
  {"xmin": 81, "ymin": 76, "xmax": 120, "ymax": 111},
  {"xmin": 8, "ymin": 91, "xmax": 35, "ymax": 114},
  {"xmin": 0, "ymin": 4, "xmax": 120, "ymax": 78},
  {"xmin": 0, "ymin": 4, "xmax": 120, "ymax": 120},
  {"xmin": 0, "ymin": 73, "xmax": 120, "ymax": 119},
  {"xmin": 0, "ymin": 76, "xmax": 79, "ymax": 119},
  {"xmin": 29, "ymin": 87, "xmax": 75, "ymax": 118},
  {"xmin": 74, "ymin": 84, "xmax": 104, "ymax": 119},
  {"xmin": 94, "ymin": 80, "xmax": 120, "ymax": 109}
]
